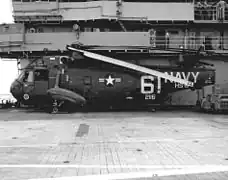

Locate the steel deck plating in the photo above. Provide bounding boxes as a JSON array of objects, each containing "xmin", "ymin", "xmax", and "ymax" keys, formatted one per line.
[{"xmin": 0, "ymin": 109, "xmax": 228, "ymax": 180}]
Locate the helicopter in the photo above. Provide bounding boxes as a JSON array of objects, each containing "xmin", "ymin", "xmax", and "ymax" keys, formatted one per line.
[{"xmin": 10, "ymin": 43, "xmax": 216, "ymax": 113}]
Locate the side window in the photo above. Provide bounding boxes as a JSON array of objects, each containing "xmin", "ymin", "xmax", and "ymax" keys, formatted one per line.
[
  {"xmin": 23, "ymin": 71, "xmax": 33, "ymax": 83},
  {"xmin": 34, "ymin": 69, "xmax": 49, "ymax": 81}
]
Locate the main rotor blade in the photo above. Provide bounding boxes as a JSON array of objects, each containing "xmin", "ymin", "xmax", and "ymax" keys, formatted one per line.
[{"xmin": 67, "ymin": 45, "xmax": 194, "ymax": 87}]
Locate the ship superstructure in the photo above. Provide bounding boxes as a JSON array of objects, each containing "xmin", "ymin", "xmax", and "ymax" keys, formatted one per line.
[
  {"xmin": 1, "ymin": 0, "xmax": 227, "ymax": 62},
  {"xmin": 2, "ymin": 0, "xmax": 226, "ymax": 108}
]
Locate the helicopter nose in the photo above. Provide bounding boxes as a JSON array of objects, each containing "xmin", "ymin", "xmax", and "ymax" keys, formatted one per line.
[{"xmin": 10, "ymin": 80, "xmax": 23, "ymax": 100}]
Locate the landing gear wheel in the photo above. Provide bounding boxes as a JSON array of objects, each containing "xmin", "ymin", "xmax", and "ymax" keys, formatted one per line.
[
  {"xmin": 202, "ymin": 102, "xmax": 208, "ymax": 113},
  {"xmin": 195, "ymin": 101, "xmax": 202, "ymax": 112},
  {"xmin": 52, "ymin": 106, "xmax": 59, "ymax": 114},
  {"xmin": 50, "ymin": 100, "xmax": 64, "ymax": 114},
  {"xmin": 211, "ymin": 104, "xmax": 218, "ymax": 114}
]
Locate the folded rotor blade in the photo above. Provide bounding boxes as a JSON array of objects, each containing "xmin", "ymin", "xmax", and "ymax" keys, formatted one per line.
[{"xmin": 67, "ymin": 45, "xmax": 194, "ymax": 87}]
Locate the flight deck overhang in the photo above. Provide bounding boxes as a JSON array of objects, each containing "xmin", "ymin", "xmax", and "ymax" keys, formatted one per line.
[
  {"xmin": 12, "ymin": 1, "xmax": 194, "ymax": 22},
  {"xmin": 0, "ymin": 27, "xmax": 228, "ymax": 59}
]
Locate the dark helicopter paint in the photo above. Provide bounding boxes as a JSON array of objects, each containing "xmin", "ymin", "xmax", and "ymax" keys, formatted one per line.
[{"xmin": 10, "ymin": 45, "xmax": 216, "ymax": 112}]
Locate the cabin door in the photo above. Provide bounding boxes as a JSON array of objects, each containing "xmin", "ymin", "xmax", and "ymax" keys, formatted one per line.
[
  {"xmin": 22, "ymin": 70, "xmax": 35, "ymax": 95},
  {"xmin": 205, "ymin": 36, "xmax": 213, "ymax": 50},
  {"xmin": 33, "ymin": 69, "xmax": 49, "ymax": 95}
]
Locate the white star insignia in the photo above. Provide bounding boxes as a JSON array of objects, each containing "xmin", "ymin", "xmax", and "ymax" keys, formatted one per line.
[
  {"xmin": 105, "ymin": 75, "xmax": 115, "ymax": 86},
  {"xmin": 98, "ymin": 74, "xmax": 121, "ymax": 86}
]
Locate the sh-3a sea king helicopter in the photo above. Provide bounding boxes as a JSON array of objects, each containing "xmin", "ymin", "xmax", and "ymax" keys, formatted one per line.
[{"xmin": 10, "ymin": 43, "xmax": 216, "ymax": 113}]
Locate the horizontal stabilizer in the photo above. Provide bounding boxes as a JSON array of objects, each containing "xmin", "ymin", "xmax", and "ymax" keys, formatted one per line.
[
  {"xmin": 47, "ymin": 88, "xmax": 86, "ymax": 105},
  {"xmin": 67, "ymin": 45, "xmax": 194, "ymax": 87}
]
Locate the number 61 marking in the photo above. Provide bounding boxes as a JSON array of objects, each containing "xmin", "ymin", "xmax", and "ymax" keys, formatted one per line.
[{"xmin": 141, "ymin": 76, "xmax": 161, "ymax": 94}]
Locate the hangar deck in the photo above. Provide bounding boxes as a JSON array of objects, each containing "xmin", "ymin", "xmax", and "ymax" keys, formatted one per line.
[{"xmin": 0, "ymin": 110, "xmax": 228, "ymax": 180}]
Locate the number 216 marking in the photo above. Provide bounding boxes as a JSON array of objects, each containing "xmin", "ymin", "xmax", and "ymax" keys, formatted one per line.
[{"xmin": 145, "ymin": 94, "xmax": 156, "ymax": 100}]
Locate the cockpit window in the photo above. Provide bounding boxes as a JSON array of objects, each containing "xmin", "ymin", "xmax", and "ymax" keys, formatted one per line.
[
  {"xmin": 18, "ymin": 71, "xmax": 25, "ymax": 81},
  {"xmin": 34, "ymin": 69, "xmax": 49, "ymax": 81},
  {"xmin": 27, "ymin": 71, "xmax": 34, "ymax": 82}
]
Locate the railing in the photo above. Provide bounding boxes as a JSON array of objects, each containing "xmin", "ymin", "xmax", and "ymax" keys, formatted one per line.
[
  {"xmin": 0, "ymin": 95, "xmax": 17, "ymax": 109},
  {"xmin": 152, "ymin": 35, "xmax": 227, "ymax": 50},
  {"xmin": 0, "ymin": 29, "xmax": 226, "ymax": 52},
  {"xmin": 195, "ymin": 6, "xmax": 228, "ymax": 21},
  {"xmin": 195, "ymin": 7, "xmax": 217, "ymax": 20}
]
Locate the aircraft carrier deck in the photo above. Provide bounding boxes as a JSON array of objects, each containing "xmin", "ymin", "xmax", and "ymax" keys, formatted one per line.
[{"xmin": 0, "ymin": 109, "xmax": 228, "ymax": 180}]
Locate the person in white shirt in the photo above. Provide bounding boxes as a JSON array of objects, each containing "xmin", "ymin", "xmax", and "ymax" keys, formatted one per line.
[
  {"xmin": 202, "ymin": 0, "xmax": 210, "ymax": 20},
  {"xmin": 196, "ymin": 0, "xmax": 204, "ymax": 19},
  {"xmin": 216, "ymin": 0, "xmax": 226, "ymax": 21}
]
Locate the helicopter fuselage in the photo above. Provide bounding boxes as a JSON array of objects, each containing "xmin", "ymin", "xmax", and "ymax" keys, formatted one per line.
[{"xmin": 10, "ymin": 57, "xmax": 215, "ymax": 110}]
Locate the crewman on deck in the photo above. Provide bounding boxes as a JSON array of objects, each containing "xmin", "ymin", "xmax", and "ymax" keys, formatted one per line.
[
  {"xmin": 165, "ymin": 32, "xmax": 170, "ymax": 49},
  {"xmin": 216, "ymin": 0, "xmax": 226, "ymax": 21},
  {"xmin": 196, "ymin": 0, "xmax": 204, "ymax": 19},
  {"xmin": 202, "ymin": 0, "xmax": 210, "ymax": 20}
]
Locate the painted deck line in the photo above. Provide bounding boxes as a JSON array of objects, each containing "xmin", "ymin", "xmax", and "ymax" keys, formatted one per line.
[
  {"xmin": 0, "ymin": 144, "xmax": 59, "ymax": 148},
  {"xmin": 0, "ymin": 165, "xmax": 228, "ymax": 169},
  {"xmin": 0, "ymin": 135, "xmax": 226, "ymax": 148},
  {"xmin": 28, "ymin": 166, "xmax": 228, "ymax": 180}
]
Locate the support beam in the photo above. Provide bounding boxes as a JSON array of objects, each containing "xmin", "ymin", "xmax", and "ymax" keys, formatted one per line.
[{"xmin": 118, "ymin": 21, "xmax": 127, "ymax": 32}]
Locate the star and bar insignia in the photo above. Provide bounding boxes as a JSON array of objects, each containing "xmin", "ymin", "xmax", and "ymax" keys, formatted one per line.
[{"xmin": 98, "ymin": 74, "xmax": 121, "ymax": 87}]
